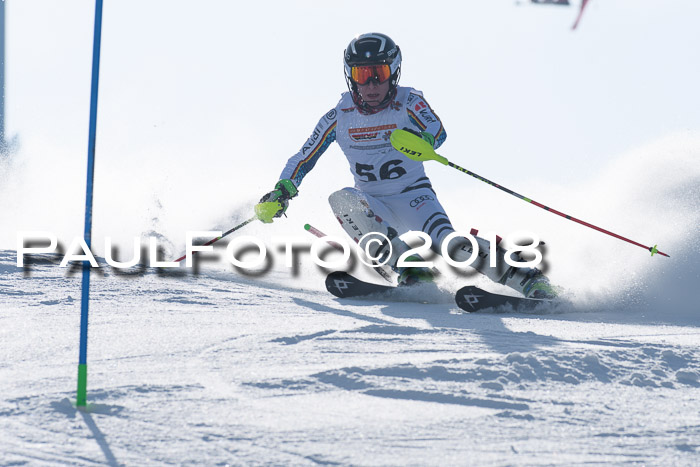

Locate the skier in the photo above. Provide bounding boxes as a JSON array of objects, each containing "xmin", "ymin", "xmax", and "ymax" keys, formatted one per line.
[{"xmin": 255, "ymin": 32, "xmax": 556, "ymax": 299}]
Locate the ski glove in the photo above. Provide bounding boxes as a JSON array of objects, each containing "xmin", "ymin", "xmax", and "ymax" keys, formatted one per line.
[
  {"xmin": 255, "ymin": 179, "xmax": 298, "ymax": 223},
  {"xmin": 402, "ymin": 127, "xmax": 435, "ymax": 148}
]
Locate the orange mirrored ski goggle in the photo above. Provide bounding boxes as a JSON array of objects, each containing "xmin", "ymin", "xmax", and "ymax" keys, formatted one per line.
[{"xmin": 351, "ymin": 64, "xmax": 392, "ymax": 85}]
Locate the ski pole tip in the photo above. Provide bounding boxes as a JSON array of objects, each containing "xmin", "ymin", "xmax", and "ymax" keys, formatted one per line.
[{"xmin": 303, "ymin": 224, "xmax": 311, "ymax": 230}]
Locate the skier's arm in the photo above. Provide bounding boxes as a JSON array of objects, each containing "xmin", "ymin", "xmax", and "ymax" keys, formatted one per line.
[
  {"xmin": 279, "ymin": 108, "xmax": 338, "ymax": 187},
  {"xmin": 406, "ymin": 92, "xmax": 446, "ymax": 149},
  {"xmin": 255, "ymin": 108, "xmax": 338, "ymax": 223}
]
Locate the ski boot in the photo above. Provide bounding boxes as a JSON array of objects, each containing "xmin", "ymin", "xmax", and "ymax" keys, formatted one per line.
[
  {"xmin": 397, "ymin": 255, "xmax": 435, "ymax": 286},
  {"xmin": 521, "ymin": 269, "xmax": 558, "ymax": 300}
]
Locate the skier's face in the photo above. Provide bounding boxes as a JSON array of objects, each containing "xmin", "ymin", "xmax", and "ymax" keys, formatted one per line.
[{"xmin": 357, "ymin": 79, "xmax": 390, "ymax": 107}]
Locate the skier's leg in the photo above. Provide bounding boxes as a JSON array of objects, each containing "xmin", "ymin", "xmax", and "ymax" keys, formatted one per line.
[
  {"xmin": 382, "ymin": 187, "xmax": 556, "ymax": 298},
  {"xmin": 443, "ymin": 236, "xmax": 557, "ymax": 299},
  {"xmin": 328, "ymin": 187, "xmax": 411, "ymax": 270}
]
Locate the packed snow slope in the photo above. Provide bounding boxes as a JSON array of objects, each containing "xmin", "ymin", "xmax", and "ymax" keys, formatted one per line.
[{"xmin": 1, "ymin": 245, "xmax": 699, "ymax": 465}]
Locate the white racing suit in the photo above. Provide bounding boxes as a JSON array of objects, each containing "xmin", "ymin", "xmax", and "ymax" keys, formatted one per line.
[{"xmin": 279, "ymin": 86, "xmax": 548, "ymax": 297}]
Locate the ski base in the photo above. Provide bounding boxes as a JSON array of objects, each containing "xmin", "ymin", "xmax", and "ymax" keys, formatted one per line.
[{"xmin": 455, "ymin": 285, "xmax": 552, "ymax": 313}]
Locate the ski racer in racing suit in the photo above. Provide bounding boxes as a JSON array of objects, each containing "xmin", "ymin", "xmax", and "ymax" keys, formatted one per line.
[{"xmin": 255, "ymin": 32, "xmax": 556, "ymax": 299}]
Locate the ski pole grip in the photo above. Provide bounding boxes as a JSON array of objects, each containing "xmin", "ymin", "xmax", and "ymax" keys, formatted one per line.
[{"xmin": 390, "ymin": 129, "xmax": 449, "ymax": 165}]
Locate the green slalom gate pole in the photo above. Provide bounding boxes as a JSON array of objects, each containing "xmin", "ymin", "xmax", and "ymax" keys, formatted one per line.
[
  {"xmin": 77, "ymin": 0, "xmax": 104, "ymax": 408},
  {"xmin": 389, "ymin": 129, "xmax": 669, "ymax": 258}
]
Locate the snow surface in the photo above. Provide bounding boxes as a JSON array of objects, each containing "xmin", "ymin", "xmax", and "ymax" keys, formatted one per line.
[{"xmin": 1, "ymin": 233, "xmax": 699, "ymax": 465}]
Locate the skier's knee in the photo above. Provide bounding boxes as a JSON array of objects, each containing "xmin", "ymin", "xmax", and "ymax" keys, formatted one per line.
[{"xmin": 328, "ymin": 187, "xmax": 364, "ymax": 216}]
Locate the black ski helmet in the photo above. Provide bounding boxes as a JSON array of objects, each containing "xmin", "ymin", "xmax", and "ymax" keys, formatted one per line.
[{"xmin": 344, "ymin": 32, "xmax": 402, "ymax": 95}]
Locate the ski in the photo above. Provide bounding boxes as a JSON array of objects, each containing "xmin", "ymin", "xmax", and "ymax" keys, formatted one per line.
[
  {"xmin": 455, "ymin": 285, "xmax": 552, "ymax": 313},
  {"xmin": 326, "ymin": 272, "xmax": 556, "ymax": 312},
  {"xmin": 325, "ymin": 271, "xmax": 394, "ymax": 298}
]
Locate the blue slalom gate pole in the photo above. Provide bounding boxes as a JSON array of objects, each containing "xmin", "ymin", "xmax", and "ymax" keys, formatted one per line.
[
  {"xmin": 77, "ymin": 0, "xmax": 104, "ymax": 408},
  {"xmin": 1, "ymin": 0, "xmax": 7, "ymax": 153}
]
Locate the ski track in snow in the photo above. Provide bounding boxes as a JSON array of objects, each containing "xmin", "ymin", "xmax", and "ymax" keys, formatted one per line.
[{"xmin": 1, "ymin": 250, "xmax": 699, "ymax": 465}]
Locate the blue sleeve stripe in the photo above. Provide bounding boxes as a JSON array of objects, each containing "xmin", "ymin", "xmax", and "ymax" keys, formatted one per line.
[{"xmin": 291, "ymin": 121, "xmax": 337, "ymax": 185}]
